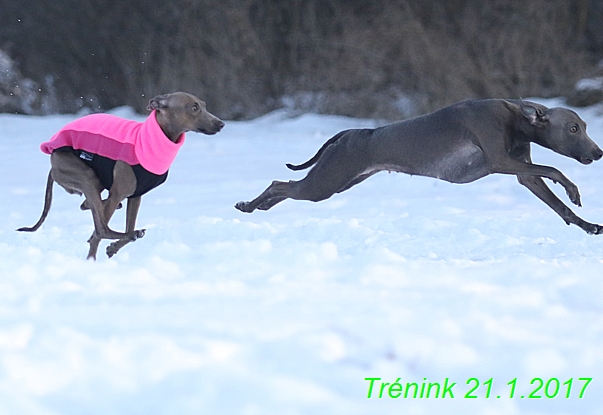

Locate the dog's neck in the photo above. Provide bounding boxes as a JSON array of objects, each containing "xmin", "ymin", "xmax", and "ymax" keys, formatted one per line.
[
  {"xmin": 155, "ymin": 112, "xmax": 184, "ymax": 143},
  {"xmin": 160, "ymin": 125, "xmax": 184, "ymax": 143}
]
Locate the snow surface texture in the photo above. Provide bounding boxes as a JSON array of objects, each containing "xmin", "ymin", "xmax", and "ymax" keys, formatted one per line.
[{"xmin": 1, "ymin": 100, "xmax": 603, "ymax": 414}]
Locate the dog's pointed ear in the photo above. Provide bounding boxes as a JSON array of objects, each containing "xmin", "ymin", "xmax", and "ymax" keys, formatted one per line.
[
  {"xmin": 520, "ymin": 99, "xmax": 548, "ymax": 127},
  {"xmin": 147, "ymin": 94, "xmax": 169, "ymax": 111}
]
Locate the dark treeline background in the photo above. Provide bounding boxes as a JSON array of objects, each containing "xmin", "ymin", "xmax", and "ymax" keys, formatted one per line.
[{"xmin": 1, "ymin": 0, "xmax": 603, "ymax": 119}]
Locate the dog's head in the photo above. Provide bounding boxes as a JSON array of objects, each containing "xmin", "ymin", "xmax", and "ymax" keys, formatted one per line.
[
  {"xmin": 148, "ymin": 92, "xmax": 224, "ymax": 140},
  {"xmin": 520, "ymin": 100, "xmax": 603, "ymax": 164}
]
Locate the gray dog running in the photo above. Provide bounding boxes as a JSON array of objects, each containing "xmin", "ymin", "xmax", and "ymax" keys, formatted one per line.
[
  {"xmin": 19, "ymin": 92, "xmax": 224, "ymax": 259},
  {"xmin": 236, "ymin": 99, "xmax": 603, "ymax": 234}
]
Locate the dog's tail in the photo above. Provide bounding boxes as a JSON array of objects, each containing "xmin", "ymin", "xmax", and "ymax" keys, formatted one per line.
[
  {"xmin": 286, "ymin": 130, "xmax": 350, "ymax": 171},
  {"xmin": 17, "ymin": 171, "xmax": 54, "ymax": 232}
]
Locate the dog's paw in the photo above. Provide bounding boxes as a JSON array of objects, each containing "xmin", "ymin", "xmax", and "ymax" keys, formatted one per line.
[
  {"xmin": 577, "ymin": 220, "xmax": 603, "ymax": 235},
  {"xmin": 235, "ymin": 201, "xmax": 253, "ymax": 213},
  {"xmin": 566, "ymin": 185, "xmax": 581, "ymax": 207},
  {"xmin": 133, "ymin": 229, "xmax": 146, "ymax": 240},
  {"xmin": 106, "ymin": 244, "xmax": 118, "ymax": 258}
]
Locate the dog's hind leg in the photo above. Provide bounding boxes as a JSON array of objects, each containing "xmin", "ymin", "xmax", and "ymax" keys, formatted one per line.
[
  {"xmin": 236, "ymin": 180, "xmax": 297, "ymax": 212},
  {"xmin": 236, "ymin": 141, "xmax": 376, "ymax": 213},
  {"xmin": 236, "ymin": 130, "xmax": 377, "ymax": 213},
  {"xmin": 250, "ymin": 173, "xmax": 360, "ymax": 211},
  {"xmin": 47, "ymin": 152, "xmax": 139, "ymax": 260},
  {"xmin": 236, "ymin": 180, "xmax": 339, "ymax": 213},
  {"xmin": 257, "ymin": 196, "xmax": 287, "ymax": 211},
  {"xmin": 236, "ymin": 166, "xmax": 373, "ymax": 213},
  {"xmin": 335, "ymin": 171, "xmax": 378, "ymax": 194}
]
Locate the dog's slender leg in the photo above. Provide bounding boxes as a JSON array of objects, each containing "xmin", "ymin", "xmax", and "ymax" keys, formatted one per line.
[
  {"xmin": 236, "ymin": 175, "xmax": 357, "ymax": 213},
  {"xmin": 257, "ymin": 196, "xmax": 287, "ymax": 211},
  {"xmin": 252, "ymin": 171, "xmax": 379, "ymax": 211},
  {"xmin": 236, "ymin": 181, "xmax": 295, "ymax": 212},
  {"xmin": 49, "ymin": 152, "xmax": 130, "ymax": 240},
  {"xmin": 87, "ymin": 161, "xmax": 143, "ymax": 260},
  {"xmin": 236, "ymin": 178, "xmax": 335, "ymax": 212},
  {"xmin": 85, "ymin": 186, "xmax": 132, "ymax": 261},
  {"xmin": 236, "ymin": 161, "xmax": 374, "ymax": 213},
  {"xmin": 236, "ymin": 175, "xmax": 350, "ymax": 213},
  {"xmin": 107, "ymin": 196, "xmax": 142, "ymax": 258},
  {"xmin": 236, "ymin": 134, "xmax": 377, "ymax": 213},
  {"xmin": 80, "ymin": 199, "xmax": 122, "ymax": 211},
  {"xmin": 517, "ymin": 175, "xmax": 602, "ymax": 234},
  {"xmin": 85, "ymin": 190, "xmax": 135, "ymax": 239},
  {"xmin": 86, "ymin": 234, "xmax": 101, "ymax": 260},
  {"xmin": 489, "ymin": 159, "xmax": 581, "ymax": 206},
  {"xmin": 87, "ymin": 195, "xmax": 129, "ymax": 259}
]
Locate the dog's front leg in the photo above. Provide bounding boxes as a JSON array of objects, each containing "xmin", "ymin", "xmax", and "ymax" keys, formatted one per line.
[
  {"xmin": 107, "ymin": 196, "xmax": 144, "ymax": 258},
  {"xmin": 517, "ymin": 175, "xmax": 602, "ymax": 234},
  {"xmin": 87, "ymin": 162, "xmax": 143, "ymax": 260},
  {"xmin": 84, "ymin": 190, "xmax": 139, "ymax": 260},
  {"xmin": 487, "ymin": 154, "xmax": 582, "ymax": 206},
  {"xmin": 86, "ymin": 195, "xmax": 128, "ymax": 259}
]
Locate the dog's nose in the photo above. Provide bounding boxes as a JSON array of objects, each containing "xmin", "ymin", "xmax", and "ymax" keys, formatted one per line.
[
  {"xmin": 215, "ymin": 120, "xmax": 225, "ymax": 131},
  {"xmin": 594, "ymin": 148, "xmax": 603, "ymax": 161}
]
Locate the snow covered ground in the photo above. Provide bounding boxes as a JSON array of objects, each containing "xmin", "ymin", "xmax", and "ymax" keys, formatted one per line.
[{"xmin": 1, "ymin": 100, "xmax": 603, "ymax": 415}]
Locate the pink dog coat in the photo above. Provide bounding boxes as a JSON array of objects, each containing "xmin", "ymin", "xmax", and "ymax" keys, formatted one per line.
[
  {"xmin": 40, "ymin": 111, "xmax": 185, "ymax": 197},
  {"xmin": 41, "ymin": 110, "xmax": 185, "ymax": 175}
]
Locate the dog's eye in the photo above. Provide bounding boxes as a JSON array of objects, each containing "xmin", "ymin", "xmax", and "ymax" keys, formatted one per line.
[
  {"xmin": 570, "ymin": 125, "xmax": 579, "ymax": 133},
  {"xmin": 192, "ymin": 104, "xmax": 199, "ymax": 112}
]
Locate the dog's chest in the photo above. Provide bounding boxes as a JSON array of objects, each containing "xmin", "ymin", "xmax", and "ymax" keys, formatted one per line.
[{"xmin": 430, "ymin": 144, "xmax": 489, "ymax": 183}]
